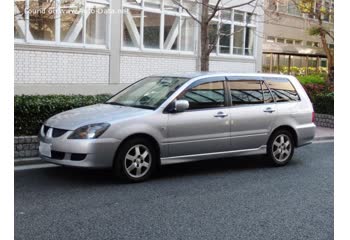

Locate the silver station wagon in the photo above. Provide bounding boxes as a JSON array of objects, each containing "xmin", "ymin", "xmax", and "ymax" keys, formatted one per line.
[{"xmin": 39, "ymin": 73, "xmax": 316, "ymax": 182}]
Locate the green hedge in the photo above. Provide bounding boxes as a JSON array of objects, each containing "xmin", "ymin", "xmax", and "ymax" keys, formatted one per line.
[
  {"xmin": 297, "ymin": 74, "xmax": 325, "ymax": 85},
  {"xmin": 15, "ymin": 95, "xmax": 111, "ymax": 136},
  {"xmin": 14, "ymin": 93, "xmax": 334, "ymax": 136},
  {"xmin": 311, "ymin": 94, "xmax": 334, "ymax": 115}
]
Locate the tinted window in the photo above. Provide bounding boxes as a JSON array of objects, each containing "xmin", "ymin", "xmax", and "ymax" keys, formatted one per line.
[
  {"xmin": 262, "ymin": 81, "xmax": 274, "ymax": 103},
  {"xmin": 265, "ymin": 78, "xmax": 300, "ymax": 102},
  {"xmin": 179, "ymin": 81, "xmax": 225, "ymax": 110},
  {"xmin": 229, "ymin": 80, "xmax": 264, "ymax": 105}
]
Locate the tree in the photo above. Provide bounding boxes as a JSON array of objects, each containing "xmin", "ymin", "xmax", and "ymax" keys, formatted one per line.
[
  {"xmin": 293, "ymin": 0, "xmax": 334, "ymax": 81},
  {"xmin": 172, "ymin": 0, "xmax": 260, "ymax": 71}
]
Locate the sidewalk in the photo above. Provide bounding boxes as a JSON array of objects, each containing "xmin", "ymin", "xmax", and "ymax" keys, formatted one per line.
[
  {"xmin": 14, "ymin": 126, "xmax": 334, "ymax": 167},
  {"xmin": 314, "ymin": 127, "xmax": 334, "ymax": 141}
]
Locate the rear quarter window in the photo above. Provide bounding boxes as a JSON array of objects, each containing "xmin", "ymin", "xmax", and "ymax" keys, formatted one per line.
[{"xmin": 264, "ymin": 78, "xmax": 300, "ymax": 102}]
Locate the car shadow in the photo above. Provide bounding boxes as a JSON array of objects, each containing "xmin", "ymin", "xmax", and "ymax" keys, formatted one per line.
[{"xmin": 16, "ymin": 154, "xmax": 302, "ymax": 188}]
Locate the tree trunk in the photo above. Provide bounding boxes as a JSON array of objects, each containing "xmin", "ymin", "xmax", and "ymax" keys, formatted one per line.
[
  {"xmin": 200, "ymin": 0, "xmax": 209, "ymax": 71},
  {"xmin": 320, "ymin": 31, "xmax": 334, "ymax": 82}
]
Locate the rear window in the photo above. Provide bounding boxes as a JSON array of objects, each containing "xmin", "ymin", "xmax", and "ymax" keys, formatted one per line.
[{"xmin": 265, "ymin": 78, "xmax": 300, "ymax": 102}]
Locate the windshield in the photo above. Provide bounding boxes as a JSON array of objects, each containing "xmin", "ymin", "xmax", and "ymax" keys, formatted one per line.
[{"xmin": 106, "ymin": 76, "xmax": 189, "ymax": 109}]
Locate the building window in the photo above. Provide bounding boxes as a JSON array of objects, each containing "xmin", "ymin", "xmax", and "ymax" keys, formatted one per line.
[
  {"xmin": 294, "ymin": 40, "xmax": 302, "ymax": 45},
  {"xmin": 266, "ymin": 36, "xmax": 275, "ymax": 43},
  {"xmin": 122, "ymin": 0, "xmax": 196, "ymax": 53},
  {"xmin": 14, "ymin": 0, "xmax": 110, "ymax": 47},
  {"xmin": 286, "ymin": 39, "xmax": 293, "ymax": 44},
  {"xmin": 276, "ymin": 38, "xmax": 285, "ymax": 43}
]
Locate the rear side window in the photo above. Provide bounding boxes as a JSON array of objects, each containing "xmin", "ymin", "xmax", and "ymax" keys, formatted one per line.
[
  {"xmin": 228, "ymin": 80, "xmax": 264, "ymax": 105},
  {"xmin": 178, "ymin": 81, "xmax": 225, "ymax": 110},
  {"xmin": 265, "ymin": 78, "xmax": 300, "ymax": 102}
]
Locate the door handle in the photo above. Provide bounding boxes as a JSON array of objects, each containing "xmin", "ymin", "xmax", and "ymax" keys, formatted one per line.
[
  {"xmin": 214, "ymin": 112, "xmax": 228, "ymax": 118},
  {"xmin": 264, "ymin": 107, "xmax": 275, "ymax": 113}
]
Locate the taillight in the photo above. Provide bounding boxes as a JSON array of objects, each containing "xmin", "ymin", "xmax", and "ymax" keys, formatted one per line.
[{"xmin": 312, "ymin": 111, "xmax": 315, "ymax": 123}]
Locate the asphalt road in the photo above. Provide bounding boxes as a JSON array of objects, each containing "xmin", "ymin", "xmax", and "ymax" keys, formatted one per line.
[{"xmin": 15, "ymin": 142, "xmax": 334, "ymax": 240}]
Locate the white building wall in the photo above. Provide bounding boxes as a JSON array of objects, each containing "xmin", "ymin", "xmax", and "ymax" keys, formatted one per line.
[
  {"xmin": 119, "ymin": 54, "xmax": 197, "ymax": 83},
  {"xmin": 15, "ymin": 50, "xmax": 110, "ymax": 84},
  {"xmin": 209, "ymin": 59, "xmax": 256, "ymax": 72}
]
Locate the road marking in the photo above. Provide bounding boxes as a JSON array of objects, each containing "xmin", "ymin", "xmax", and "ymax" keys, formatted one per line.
[
  {"xmin": 15, "ymin": 163, "xmax": 58, "ymax": 172},
  {"xmin": 312, "ymin": 139, "xmax": 334, "ymax": 144}
]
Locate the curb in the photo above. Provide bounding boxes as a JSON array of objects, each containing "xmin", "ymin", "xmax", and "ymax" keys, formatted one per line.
[
  {"xmin": 14, "ymin": 136, "xmax": 334, "ymax": 167},
  {"xmin": 14, "ymin": 157, "xmax": 44, "ymax": 166}
]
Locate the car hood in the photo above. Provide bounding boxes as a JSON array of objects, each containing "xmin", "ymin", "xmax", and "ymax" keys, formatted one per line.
[{"xmin": 45, "ymin": 104, "xmax": 152, "ymax": 130}]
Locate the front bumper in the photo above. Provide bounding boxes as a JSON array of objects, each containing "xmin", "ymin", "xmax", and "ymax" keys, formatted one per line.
[{"xmin": 39, "ymin": 132, "xmax": 121, "ymax": 168}]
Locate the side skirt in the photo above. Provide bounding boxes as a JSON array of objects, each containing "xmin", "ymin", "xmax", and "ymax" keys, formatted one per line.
[{"xmin": 160, "ymin": 146, "xmax": 267, "ymax": 165}]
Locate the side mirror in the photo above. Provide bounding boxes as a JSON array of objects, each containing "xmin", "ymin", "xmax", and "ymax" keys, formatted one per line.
[{"xmin": 174, "ymin": 100, "xmax": 189, "ymax": 112}]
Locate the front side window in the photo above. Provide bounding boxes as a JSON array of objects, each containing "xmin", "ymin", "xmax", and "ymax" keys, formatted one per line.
[
  {"xmin": 265, "ymin": 78, "xmax": 300, "ymax": 102},
  {"xmin": 107, "ymin": 76, "xmax": 189, "ymax": 109},
  {"xmin": 178, "ymin": 81, "xmax": 225, "ymax": 110},
  {"xmin": 229, "ymin": 80, "xmax": 264, "ymax": 105}
]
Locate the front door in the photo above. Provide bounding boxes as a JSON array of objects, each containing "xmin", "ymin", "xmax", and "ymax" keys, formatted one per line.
[{"xmin": 166, "ymin": 78, "xmax": 231, "ymax": 157}]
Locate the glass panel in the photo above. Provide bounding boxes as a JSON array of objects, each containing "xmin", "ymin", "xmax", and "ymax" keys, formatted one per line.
[
  {"xmin": 219, "ymin": 24, "xmax": 231, "ymax": 54},
  {"xmin": 14, "ymin": 0, "xmax": 26, "ymax": 39},
  {"xmin": 234, "ymin": 10, "xmax": 244, "ymax": 22},
  {"xmin": 29, "ymin": 0, "xmax": 56, "ymax": 41},
  {"xmin": 295, "ymin": 40, "xmax": 302, "ymax": 45},
  {"xmin": 266, "ymin": 78, "xmax": 300, "ymax": 102},
  {"xmin": 288, "ymin": 0, "xmax": 301, "ymax": 16},
  {"xmin": 164, "ymin": 0, "xmax": 180, "ymax": 12},
  {"xmin": 276, "ymin": 38, "xmax": 284, "ymax": 43},
  {"xmin": 286, "ymin": 39, "xmax": 293, "ymax": 44},
  {"xmin": 246, "ymin": 13, "xmax": 254, "ymax": 24},
  {"xmin": 164, "ymin": 15, "xmax": 179, "ymax": 50},
  {"xmin": 125, "ymin": 0, "xmax": 142, "ymax": 6},
  {"xmin": 107, "ymin": 77, "xmax": 189, "ymax": 109},
  {"xmin": 262, "ymin": 82, "xmax": 274, "ymax": 103},
  {"xmin": 123, "ymin": 9, "xmax": 141, "ymax": 47},
  {"xmin": 179, "ymin": 81, "xmax": 225, "ymax": 110},
  {"xmin": 233, "ymin": 25, "xmax": 244, "ymax": 55},
  {"xmin": 208, "ymin": 22, "xmax": 218, "ymax": 53},
  {"xmin": 221, "ymin": 10, "xmax": 231, "ymax": 21},
  {"xmin": 245, "ymin": 27, "xmax": 254, "ymax": 55},
  {"xmin": 60, "ymin": 0, "xmax": 84, "ymax": 43},
  {"xmin": 86, "ymin": 3, "xmax": 108, "ymax": 45},
  {"xmin": 306, "ymin": 41, "xmax": 313, "ymax": 46},
  {"xmin": 267, "ymin": 36, "xmax": 275, "ymax": 42},
  {"xmin": 144, "ymin": 0, "xmax": 161, "ymax": 8},
  {"xmin": 143, "ymin": 11, "xmax": 160, "ymax": 49},
  {"xmin": 229, "ymin": 81, "xmax": 264, "ymax": 105},
  {"xmin": 278, "ymin": 0, "xmax": 288, "ymax": 13},
  {"xmin": 180, "ymin": 17, "xmax": 195, "ymax": 52}
]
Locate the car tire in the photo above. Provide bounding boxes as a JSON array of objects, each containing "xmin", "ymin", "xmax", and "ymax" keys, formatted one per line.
[
  {"xmin": 267, "ymin": 130, "xmax": 295, "ymax": 166},
  {"xmin": 114, "ymin": 137, "xmax": 157, "ymax": 183}
]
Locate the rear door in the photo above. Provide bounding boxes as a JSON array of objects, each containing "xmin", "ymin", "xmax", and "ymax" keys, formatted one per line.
[{"xmin": 226, "ymin": 77, "xmax": 277, "ymax": 150}]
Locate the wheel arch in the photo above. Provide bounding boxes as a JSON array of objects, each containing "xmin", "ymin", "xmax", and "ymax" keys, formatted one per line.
[
  {"xmin": 269, "ymin": 125, "xmax": 298, "ymax": 147},
  {"xmin": 114, "ymin": 133, "xmax": 161, "ymax": 168}
]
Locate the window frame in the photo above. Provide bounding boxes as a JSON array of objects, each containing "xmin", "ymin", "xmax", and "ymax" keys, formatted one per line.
[
  {"xmin": 169, "ymin": 76, "xmax": 229, "ymax": 112},
  {"xmin": 122, "ymin": 0, "xmax": 197, "ymax": 54},
  {"xmin": 263, "ymin": 77, "xmax": 301, "ymax": 103},
  {"xmin": 14, "ymin": 0, "xmax": 111, "ymax": 49}
]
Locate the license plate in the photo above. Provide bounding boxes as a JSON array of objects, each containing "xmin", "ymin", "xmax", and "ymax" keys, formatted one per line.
[{"xmin": 39, "ymin": 142, "xmax": 51, "ymax": 158}]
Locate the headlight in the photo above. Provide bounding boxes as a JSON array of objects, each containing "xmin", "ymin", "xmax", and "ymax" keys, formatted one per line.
[{"xmin": 68, "ymin": 123, "xmax": 110, "ymax": 139}]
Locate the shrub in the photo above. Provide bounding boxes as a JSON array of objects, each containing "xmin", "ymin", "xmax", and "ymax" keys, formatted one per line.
[
  {"xmin": 297, "ymin": 74, "xmax": 325, "ymax": 85},
  {"xmin": 15, "ymin": 95, "xmax": 111, "ymax": 136},
  {"xmin": 311, "ymin": 94, "xmax": 334, "ymax": 115},
  {"xmin": 302, "ymin": 82, "xmax": 334, "ymax": 97}
]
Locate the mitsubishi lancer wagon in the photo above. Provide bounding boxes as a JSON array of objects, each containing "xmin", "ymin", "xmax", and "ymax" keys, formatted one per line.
[{"xmin": 39, "ymin": 73, "xmax": 316, "ymax": 182}]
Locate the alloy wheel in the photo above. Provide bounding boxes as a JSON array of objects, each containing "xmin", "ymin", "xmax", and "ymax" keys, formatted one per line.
[{"xmin": 124, "ymin": 144, "xmax": 152, "ymax": 178}]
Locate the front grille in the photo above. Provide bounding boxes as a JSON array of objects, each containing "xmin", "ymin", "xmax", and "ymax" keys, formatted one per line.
[
  {"xmin": 71, "ymin": 153, "xmax": 87, "ymax": 161},
  {"xmin": 51, "ymin": 151, "xmax": 65, "ymax": 160},
  {"xmin": 52, "ymin": 128, "xmax": 68, "ymax": 138}
]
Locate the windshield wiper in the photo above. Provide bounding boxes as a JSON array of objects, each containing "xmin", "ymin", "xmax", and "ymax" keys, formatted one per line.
[{"xmin": 105, "ymin": 102, "xmax": 126, "ymax": 106}]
